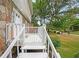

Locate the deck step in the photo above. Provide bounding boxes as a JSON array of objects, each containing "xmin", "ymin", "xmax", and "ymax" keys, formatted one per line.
[
  {"xmin": 21, "ymin": 44, "xmax": 46, "ymax": 50},
  {"xmin": 17, "ymin": 53, "xmax": 48, "ymax": 58},
  {"xmin": 21, "ymin": 46, "xmax": 46, "ymax": 49}
]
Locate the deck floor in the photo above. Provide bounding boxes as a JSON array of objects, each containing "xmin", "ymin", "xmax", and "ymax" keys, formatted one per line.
[{"xmin": 24, "ymin": 33, "xmax": 42, "ymax": 43}]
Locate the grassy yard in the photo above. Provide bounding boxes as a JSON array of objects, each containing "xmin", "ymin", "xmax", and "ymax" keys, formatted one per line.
[
  {"xmin": 70, "ymin": 31, "xmax": 79, "ymax": 35},
  {"xmin": 50, "ymin": 33, "xmax": 79, "ymax": 58}
]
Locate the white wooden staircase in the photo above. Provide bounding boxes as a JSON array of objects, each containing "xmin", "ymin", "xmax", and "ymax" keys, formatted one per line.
[
  {"xmin": 18, "ymin": 33, "xmax": 47, "ymax": 58},
  {"xmin": 0, "ymin": 23, "xmax": 61, "ymax": 58}
]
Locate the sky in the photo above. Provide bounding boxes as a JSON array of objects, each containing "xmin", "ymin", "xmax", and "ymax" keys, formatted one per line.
[
  {"xmin": 60, "ymin": 0, "xmax": 79, "ymax": 13},
  {"xmin": 32, "ymin": 0, "xmax": 36, "ymax": 3}
]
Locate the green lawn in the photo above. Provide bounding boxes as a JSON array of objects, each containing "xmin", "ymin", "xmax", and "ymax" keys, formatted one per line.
[
  {"xmin": 50, "ymin": 33, "xmax": 79, "ymax": 58},
  {"xmin": 70, "ymin": 31, "xmax": 79, "ymax": 35}
]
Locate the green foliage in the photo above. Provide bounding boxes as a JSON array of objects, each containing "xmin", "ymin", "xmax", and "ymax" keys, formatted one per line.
[
  {"xmin": 33, "ymin": 0, "xmax": 49, "ymax": 17},
  {"xmin": 51, "ymin": 36, "xmax": 61, "ymax": 48},
  {"xmin": 74, "ymin": 52, "xmax": 79, "ymax": 58},
  {"xmin": 32, "ymin": 0, "xmax": 79, "ymax": 32},
  {"xmin": 70, "ymin": 19, "xmax": 79, "ymax": 31},
  {"xmin": 32, "ymin": 0, "xmax": 50, "ymax": 26},
  {"xmin": 32, "ymin": 0, "xmax": 71, "ymax": 25},
  {"xmin": 47, "ymin": 13, "xmax": 79, "ymax": 32}
]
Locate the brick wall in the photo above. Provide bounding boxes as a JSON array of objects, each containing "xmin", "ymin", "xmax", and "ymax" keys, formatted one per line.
[
  {"xmin": 0, "ymin": 0, "xmax": 31, "ymax": 56},
  {"xmin": 0, "ymin": 0, "xmax": 13, "ymax": 22},
  {"xmin": 0, "ymin": 0, "xmax": 13, "ymax": 56}
]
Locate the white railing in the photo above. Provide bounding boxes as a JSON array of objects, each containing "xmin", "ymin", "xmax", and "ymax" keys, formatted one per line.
[
  {"xmin": 1, "ymin": 23, "xmax": 60, "ymax": 58},
  {"xmin": 1, "ymin": 24, "xmax": 25, "ymax": 58},
  {"xmin": 25, "ymin": 26, "xmax": 46, "ymax": 44},
  {"xmin": 25, "ymin": 25, "xmax": 61, "ymax": 58},
  {"xmin": 6, "ymin": 23, "xmax": 25, "ymax": 45},
  {"xmin": 43, "ymin": 25, "xmax": 61, "ymax": 58}
]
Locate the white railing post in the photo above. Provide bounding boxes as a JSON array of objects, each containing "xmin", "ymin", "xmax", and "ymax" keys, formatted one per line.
[
  {"xmin": 15, "ymin": 24, "xmax": 19, "ymax": 56},
  {"xmin": 17, "ymin": 41, "xmax": 19, "ymax": 56},
  {"xmin": 43, "ymin": 24, "xmax": 61, "ymax": 58},
  {"xmin": 43, "ymin": 24, "xmax": 46, "ymax": 45},
  {"xmin": 23, "ymin": 24, "xmax": 25, "ymax": 40},
  {"xmin": 48, "ymin": 41, "xmax": 49, "ymax": 56},
  {"xmin": 8, "ymin": 50, "xmax": 12, "ymax": 58},
  {"xmin": 52, "ymin": 49, "xmax": 55, "ymax": 58}
]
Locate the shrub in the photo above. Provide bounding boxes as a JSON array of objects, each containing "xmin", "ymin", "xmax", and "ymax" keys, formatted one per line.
[
  {"xmin": 74, "ymin": 52, "xmax": 79, "ymax": 58},
  {"xmin": 51, "ymin": 36, "xmax": 61, "ymax": 48}
]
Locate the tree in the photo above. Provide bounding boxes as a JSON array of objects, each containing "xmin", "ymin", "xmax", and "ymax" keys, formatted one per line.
[
  {"xmin": 46, "ymin": 0, "xmax": 79, "ymax": 31},
  {"xmin": 70, "ymin": 19, "xmax": 79, "ymax": 31},
  {"xmin": 32, "ymin": 0, "xmax": 50, "ymax": 25},
  {"xmin": 32, "ymin": 0, "xmax": 71, "ymax": 25},
  {"xmin": 32, "ymin": 0, "xmax": 79, "ymax": 32}
]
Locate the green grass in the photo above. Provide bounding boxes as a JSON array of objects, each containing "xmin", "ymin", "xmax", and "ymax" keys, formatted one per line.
[
  {"xmin": 70, "ymin": 31, "xmax": 79, "ymax": 35},
  {"xmin": 50, "ymin": 33, "xmax": 79, "ymax": 58}
]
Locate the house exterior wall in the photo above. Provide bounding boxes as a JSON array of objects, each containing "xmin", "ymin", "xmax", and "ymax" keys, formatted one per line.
[
  {"xmin": 0, "ymin": 0, "xmax": 13, "ymax": 55},
  {"xmin": 0, "ymin": 0, "xmax": 32, "ymax": 56},
  {"xmin": 12, "ymin": 0, "xmax": 32, "ymax": 22},
  {"xmin": 0, "ymin": 0, "xmax": 13, "ymax": 22}
]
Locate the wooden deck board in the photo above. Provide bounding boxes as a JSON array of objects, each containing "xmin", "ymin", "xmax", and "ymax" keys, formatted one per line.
[
  {"xmin": 24, "ymin": 33, "xmax": 42, "ymax": 43},
  {"xmin": 18, "ymin": 53, "xmax": 48, "ymax": 58}
]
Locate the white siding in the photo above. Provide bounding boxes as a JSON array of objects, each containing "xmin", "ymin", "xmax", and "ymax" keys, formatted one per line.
[{"xmin": 12, "ymin": 0, "xmax": 32, "ymax": 22}]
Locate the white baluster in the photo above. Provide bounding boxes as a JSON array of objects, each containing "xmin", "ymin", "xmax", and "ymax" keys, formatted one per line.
[
  {"xmin": 52, "ymin": 49, "xmax": 54, "ymax": 58},
  {"xmin": 8, "ymin": 50, "xmax": 12, "ymax": 58},
  {"xmin": 48, "ymin": 41, "xmax": 49, "ymax": 56}
]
